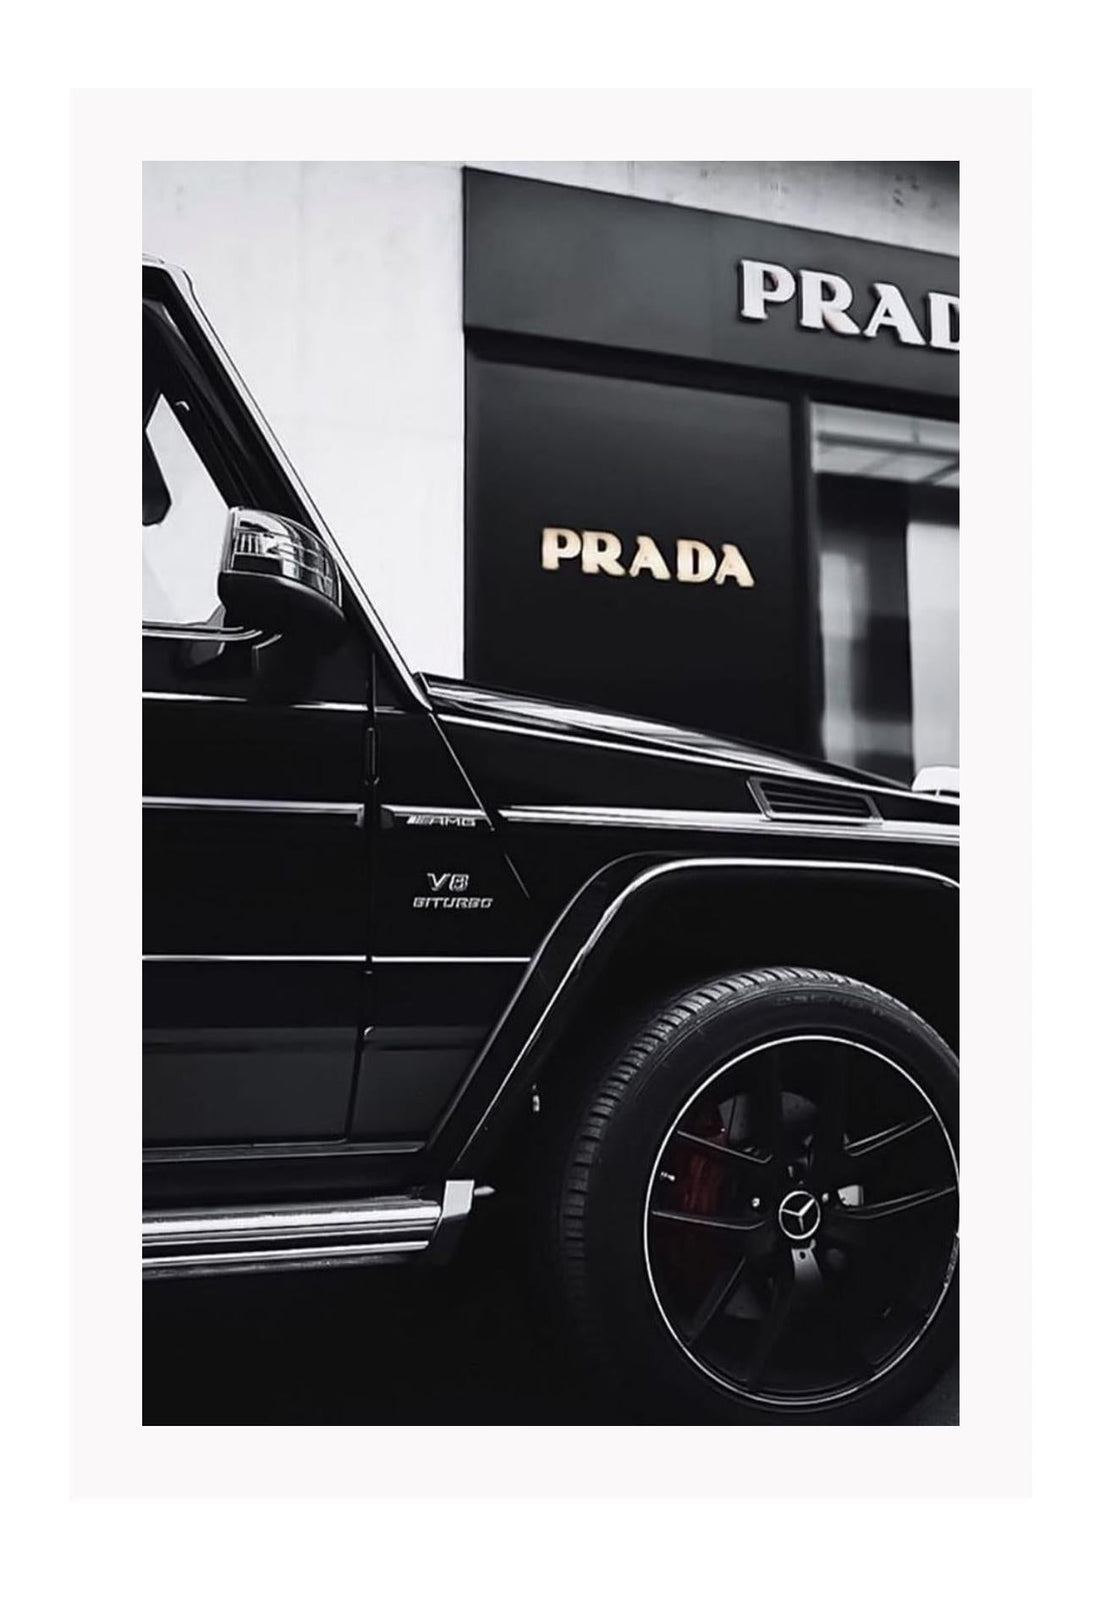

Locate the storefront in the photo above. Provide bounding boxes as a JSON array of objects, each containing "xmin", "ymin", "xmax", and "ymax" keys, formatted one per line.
[{"xmin": 462, "ymin": 168, "xmax": 959, "ymax": 783}]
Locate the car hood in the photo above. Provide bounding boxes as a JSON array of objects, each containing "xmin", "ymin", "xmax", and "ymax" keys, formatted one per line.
[{"xmin": 420, "ymin": 674, "xmax": 957, "ymax": 826}]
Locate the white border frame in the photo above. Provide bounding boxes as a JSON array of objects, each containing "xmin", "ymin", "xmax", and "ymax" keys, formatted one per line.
[{"xmin": 68, "ymin": 89, "xmax": 1031, "ymax": 1501}]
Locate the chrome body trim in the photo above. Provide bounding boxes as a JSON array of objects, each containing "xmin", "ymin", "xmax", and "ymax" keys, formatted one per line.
[
  {"xmin": 144, "ymin": 1242, "xmax": 430, "ymax": 1277},
  {"xmin": 500, "ymin": 805, "xmax": 959, "ymax": 845},
  {"xmin": 143, "ymin": 953, "xmax": 364, "ymax": 963},
  {"xmin": 142, "ymin": 953, "xmax": 528, "ymax": 964},
  {"xmin": 152, "ymin": 261, "xmax": 430, "ymax": 713},
  {"xmin": 294, "ymin": 699, "xmax": 371, "ymax": 713},
  {"xmin": 141, "ymin": 691, "xmax": 370, "ymax": 712},
  {"xmin": 142, "ymin": 1183, "xmax": 476, "ymax": 1278},
  {"xmin": 143, "ymin": 1197, "xmax": 438, "ymax": 1247},
  {"xmin": 427, "ymin": 1179, "xmax": 477, "ymax": 1265},
  {"xmin": 374, "ymin": 955, "xmax": 531, "ymax": 966},
  {"xmin": 143, "ymin": 795, "xmax": 362, "ymax": 818},
  {"xmin": 450, "ymin": 856, "xmax": 959, "ymax": 1165},
  {"xmin": 143, "ymin": 1138, "xmax": 422, "ymax": 1163}
]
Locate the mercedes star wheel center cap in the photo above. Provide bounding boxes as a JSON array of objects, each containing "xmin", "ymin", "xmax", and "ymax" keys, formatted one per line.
[{"xmin": 777, "ymin": 1188, "xmax": 822, "ymax": 1241}]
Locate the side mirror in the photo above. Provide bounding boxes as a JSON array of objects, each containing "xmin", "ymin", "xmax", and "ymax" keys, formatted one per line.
[{"xmin": 217, "ymin": 507, "xmax": 346, "ymax": 645}]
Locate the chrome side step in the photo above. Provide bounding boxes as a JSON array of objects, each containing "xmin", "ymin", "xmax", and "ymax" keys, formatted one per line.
[{"xmin": 142, "ymin": 1180, "xmax": 475, "ymax": 1279}]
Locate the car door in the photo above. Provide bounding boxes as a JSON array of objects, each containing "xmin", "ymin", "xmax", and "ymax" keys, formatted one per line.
[{"xmin": 142, "ymin": 289, "xmax": 370, "ymax": 1146}]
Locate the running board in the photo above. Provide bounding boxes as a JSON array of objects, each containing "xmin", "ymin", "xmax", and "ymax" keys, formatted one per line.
[{"xmin": 142, "ymin": 1180, "xmax": 475, "ymax": 1279}]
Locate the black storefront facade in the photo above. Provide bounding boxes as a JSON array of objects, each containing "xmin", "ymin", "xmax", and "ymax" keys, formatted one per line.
[{"xmin": 462, "ymin": 168, "xmax": 960, "ymax": 784}]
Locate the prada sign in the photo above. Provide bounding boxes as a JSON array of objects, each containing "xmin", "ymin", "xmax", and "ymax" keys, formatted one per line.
[
  {"xmin": 739, "ymin": 260, "xmax": 959, "ymax": 352},
  {"xmin": 467, "ymin": 359, "xmax": 807, "ymax": 751},
  {"xmin": 542, "ymin": 528, "xmax": 756, "ymax": 588},
  {"xmin": 465, "ymin": 168, "xmax": 959, "ymax": 400}
]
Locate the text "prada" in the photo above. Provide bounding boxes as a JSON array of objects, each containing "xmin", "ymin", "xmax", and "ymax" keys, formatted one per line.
[
  {"xmin": 542, "ymin": 529, "xmax": 755, "ymax": 588},
  {"xmin": 740, "ymin": 260, "xmax": 959, "ymax": 351}
]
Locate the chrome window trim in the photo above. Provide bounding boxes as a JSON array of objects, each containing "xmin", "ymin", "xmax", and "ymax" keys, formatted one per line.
[
  {"xmin": 500, "ymin": 804, "xmax": 958, "ymax": 845},
  {"xmin": 143, "ymin": 795, "xmax": 362, "ymax": 818},
  {"xmin": 152, "ymin": 261, "xmax": 430, "ymax": 714},
  {"xmin": 448, "ymin": 856, "xmax": 960, "ymax": 1163}
]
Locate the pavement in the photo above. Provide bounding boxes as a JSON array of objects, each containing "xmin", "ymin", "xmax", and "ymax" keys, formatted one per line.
[{"xmin": 143, "ymin": 1203, "xmax": 958, "ymax": 1426}]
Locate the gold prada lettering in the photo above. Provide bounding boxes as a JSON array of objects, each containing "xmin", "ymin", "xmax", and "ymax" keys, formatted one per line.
[
  {"xmin": 676, "ymin": 539, "xmax": 717, "ymax": 584},
  {"xmin": 541, "ymin": 528, "xmax": 582, "ymax": 569},
  {"xmin": 541, "ymin": 528, "xmax": 755, "ymax": 590},
  {"xmin": 714, "ymin": 544, "xmax": 756, "ymax": 587},
  {"xmin": 581, "ymin": 530, "xmax": 626, "ymax": 576},
  {"xmin": 628, "ymin": 535, "xmax": 671, "ymax": 581}
]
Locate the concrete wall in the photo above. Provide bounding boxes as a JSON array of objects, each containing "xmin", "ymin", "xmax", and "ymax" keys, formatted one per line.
[{"xmin": 142, "ymin": 161, "xmax": 959, "ymax": 676}]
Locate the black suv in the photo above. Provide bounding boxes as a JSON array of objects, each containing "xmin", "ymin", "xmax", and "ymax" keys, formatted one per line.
[{"xmin": 143, "ymin": 259, "xmax": 960, "ymax": 1424}]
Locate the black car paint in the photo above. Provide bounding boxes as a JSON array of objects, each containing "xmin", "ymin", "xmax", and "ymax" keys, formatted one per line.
[{"xmin": 142, "ymin": 261, "xmax": 959, "ymax": 1214}]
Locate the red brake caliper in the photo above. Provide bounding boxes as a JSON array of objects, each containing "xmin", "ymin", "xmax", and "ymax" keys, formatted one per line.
[
  {"xmin": 666, "ymin": 1103, "xmax": 729, "ymax": 1290},
  {"xmin": 676, "ymin": 1102, "xmax": 727, "ymax": 1217}
]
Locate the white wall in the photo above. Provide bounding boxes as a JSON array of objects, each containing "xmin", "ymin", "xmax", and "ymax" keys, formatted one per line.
[{"xmin": 143, "ymin": 160, "xmax": 958, "ymax": 676}]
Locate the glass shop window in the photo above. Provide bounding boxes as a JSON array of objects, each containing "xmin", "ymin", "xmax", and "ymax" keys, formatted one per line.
[{"xmin": 812, "ymin": 404, "xmax": 959, "ymax": 785}]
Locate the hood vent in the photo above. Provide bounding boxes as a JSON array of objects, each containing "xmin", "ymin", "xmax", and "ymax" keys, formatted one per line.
[{"xmin": 749, "ymin": 776, "xmax": 879, "ymax": 823}]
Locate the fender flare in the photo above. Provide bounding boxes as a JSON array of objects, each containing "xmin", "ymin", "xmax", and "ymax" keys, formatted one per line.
[{"xmin": 425, "ymin": 853, "xmax": 958, "ymax": 1175}]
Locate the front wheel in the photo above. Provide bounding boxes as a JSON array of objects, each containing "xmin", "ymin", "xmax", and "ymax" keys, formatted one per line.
[{"xmin": 549, "ymin": 967, "xmax": 959, "ymax": 1424}]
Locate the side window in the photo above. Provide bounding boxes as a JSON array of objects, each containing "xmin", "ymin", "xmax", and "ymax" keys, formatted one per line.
[{"xmin": 143, "ymin": 307, "xmax": 231, "ymax": 628}]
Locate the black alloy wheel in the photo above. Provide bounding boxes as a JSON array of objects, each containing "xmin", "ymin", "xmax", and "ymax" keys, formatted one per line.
[
  {"xmin": 645, "ymin": 1033, "xmax": 958, "ymax": 1409},
  {"xmin": 549, "ymin": 967, "xmax": 959, "ymax": 1424}
]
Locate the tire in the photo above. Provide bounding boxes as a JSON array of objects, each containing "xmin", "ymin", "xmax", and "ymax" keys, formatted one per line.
[{"xmin": 547, "ymin": 966, "xmax": 959, "ymax": 1424}]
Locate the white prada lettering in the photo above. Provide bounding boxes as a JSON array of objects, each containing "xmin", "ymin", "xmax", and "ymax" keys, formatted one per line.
[
  {"xmin": 927, "ymin": 291, "xmax": 960, "ymax": 352},
  {"xmin": 798, "ymin": 269, "xmax": 861, "ymax": 336},
  {"xmin": 862, "ymin": 281, "xmax": 926, "ymax": 346},
  {"xmin": 738, "ymin": 259, "xmax": 958, "ymax": 350},
  {"xmin": 740, "ymin": 259, "xmax": 797, "ymax": 321}
]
